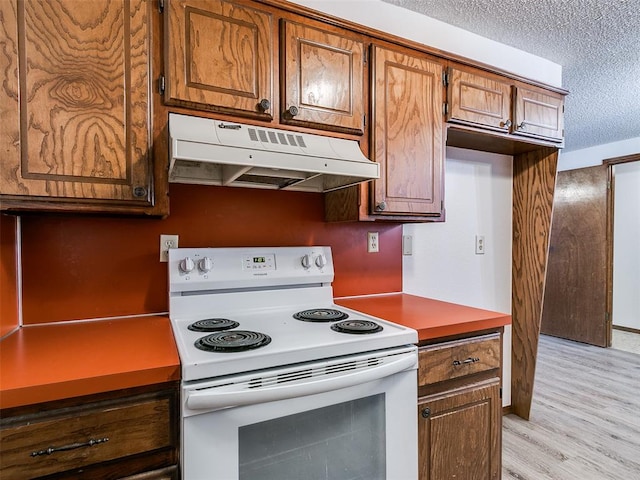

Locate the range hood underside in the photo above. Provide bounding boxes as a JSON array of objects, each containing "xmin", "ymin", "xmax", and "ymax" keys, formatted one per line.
[{"xmin": 169, "ymin": 140, "xmax": 378, "ymax": 193}]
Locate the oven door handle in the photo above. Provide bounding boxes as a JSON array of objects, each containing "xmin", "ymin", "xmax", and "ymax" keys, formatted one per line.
[{"xmin": 186, "ymin": 352, "xmax": 416, "ymax": 410}]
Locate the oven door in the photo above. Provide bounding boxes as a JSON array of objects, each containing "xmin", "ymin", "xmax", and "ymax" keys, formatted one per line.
[{"xmin": 181, "ymin": 346, "xmax": 417, "ymax": 480}]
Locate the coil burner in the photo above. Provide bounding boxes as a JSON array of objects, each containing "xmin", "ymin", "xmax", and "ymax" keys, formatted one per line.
[
  {"xmin": 293, "ymin": 309, "xmax": 349, "ymax": 322},
  {"xmin": 194, "ymin": 330, "xmax": 272, "ymax": 353},
  {"xmin": 188, "ymin": 318, "xmax": 240, "ymax": 332},
  {"xmin": 330, "ymin": 320, "xmax": 383, "ymax": 335}
]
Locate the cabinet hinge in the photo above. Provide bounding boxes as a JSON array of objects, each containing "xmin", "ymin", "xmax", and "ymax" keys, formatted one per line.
[
  {"xmin": 442, "ymin": 71, "xmax": 449, "ymax": 86},
  {"xmin": 158, "ymin": 0, "xmax": 164, "ymax": 13},
  {"xmin": 500, "ymin": 387, "xmax": 503, "ymax": 399},
  {"xmin": 443, "ymin": 102, "xmax": 448, "ymax": 116},
  {"xmin": 363, "ymin": 114, "xmax": 366, "ymax": 127},
  {"xmin": 159, "ymin": 75, "xmax": 166, "ymax": 95},
  {"xmin": 363, "ymin": 49, "xmax": 367, "ymax": 65}
]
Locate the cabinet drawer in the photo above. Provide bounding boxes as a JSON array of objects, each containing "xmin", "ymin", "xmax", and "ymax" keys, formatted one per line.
[
  {"xmin": 418, "ymin": 333, "xmax": 501, "ymax": 386},
  {"xmin": 0, "ymin": 396, "xmax": 173, "ymax": 479}
]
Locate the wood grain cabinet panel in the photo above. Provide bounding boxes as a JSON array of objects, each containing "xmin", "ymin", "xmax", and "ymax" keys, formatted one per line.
[
  {"xmin": 164, "ymin": 0, "xmax": 274, "ymax": 120},
  {"xmin": 514, "ymin": 86, "xmax": 565, "ymax": 142},
  {"xmin": 447, "ymin": 68, "xmax": 512, "ymax": 132},
  {"xmin": 418, "ymin": 379, "xmax": 501, "ymax": 480},
  {"xmin": 280, "ymin": 20, "xmax": 365, "ymax": 135},
  {"xmin": 418, "ymin": 333, "xmax": 501, "ymax": 386},
  {"xmin": 0, "ymin": 392, "xmax": 178, "ymax": 480},
  {"xmin": 0, "ymin": 0, "xmax": 155, "ymax": 212},
  {"xmin": 371, "ymin": 45, "xmax": 444, "ymax": 217}
]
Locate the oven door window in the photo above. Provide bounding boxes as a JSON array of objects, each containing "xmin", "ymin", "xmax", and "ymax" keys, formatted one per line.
[{"xmin": 239, "ymin": 394, "xmax": 385, "ymax": 480}]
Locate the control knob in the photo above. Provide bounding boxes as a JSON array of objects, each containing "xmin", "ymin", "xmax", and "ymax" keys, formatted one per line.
[
  {"xmin": 301, "ymin": 254, "xmax": 312, "ymax": 269},
  {"xmin": 179, "ymin": 257, "xmax": 195, "ymax": 273},
  {"xmin": 198, "ymin": 257, "xmax": 213, "ymax": 273},
  {"xmin": 315, "ymin": 254, "xmax": 327, "ymax": 268}
]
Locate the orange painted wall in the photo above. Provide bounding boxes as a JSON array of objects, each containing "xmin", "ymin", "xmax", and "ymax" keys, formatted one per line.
[
  {"xmin": 1, "ymin": 215, "xmax": 19, "ymax": 337},
  {"xmin": 20, "ymin": 185, "xmax": 402, "ymax": 324}
]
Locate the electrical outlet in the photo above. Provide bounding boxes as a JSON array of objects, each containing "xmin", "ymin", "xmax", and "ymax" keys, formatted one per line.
[
  {"xmin": 475, "ymin": 235, "xmax": 485, "ymax": 255},
  {"xmin": 160, "ymin": 234, "xmax": 179, "ymax": 262},
  {"xmin": 367, "ymin": 232, "xmax": 379, "ymax": 253}
]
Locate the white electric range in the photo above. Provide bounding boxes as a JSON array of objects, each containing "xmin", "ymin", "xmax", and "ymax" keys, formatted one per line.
[{"xmin": 168, "ymin": 246, "xmax": 418, "ymax": 480}]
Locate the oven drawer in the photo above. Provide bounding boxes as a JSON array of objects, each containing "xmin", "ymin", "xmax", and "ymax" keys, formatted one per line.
[
  {"xmin": 418, "ymin": 333, "xmax": 501, "ymax": 386},
  {"xmin": 0, "ymin": 395, "xmax": 173, "ymax": 479}
]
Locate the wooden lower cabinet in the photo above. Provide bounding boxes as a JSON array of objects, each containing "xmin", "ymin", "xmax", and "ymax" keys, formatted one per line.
[
  {"xmin": 418, "ymin": 379, "xmax": 501, "ymax": 480},
  {"xmin": 0, "ymin": 385, "xmax": 178, "ymax": 480},
  {"xmin": 417, "ymin": 332, "xmax": 502, "ymax": 480}
]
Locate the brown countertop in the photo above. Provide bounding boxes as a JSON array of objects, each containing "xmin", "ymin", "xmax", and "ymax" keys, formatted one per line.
[
  {"xmin": 335, "ymin": 293, "xmax": 511, "ymax": 341},
  {"xmin": 0, "ymin": 316, "xmax": 180, "ymax": 410}
]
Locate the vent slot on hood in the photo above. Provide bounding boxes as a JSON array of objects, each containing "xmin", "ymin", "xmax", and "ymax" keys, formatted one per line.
[{"xmin": 168, "ymin": 114, "xmax": 379, "ymax": 193}]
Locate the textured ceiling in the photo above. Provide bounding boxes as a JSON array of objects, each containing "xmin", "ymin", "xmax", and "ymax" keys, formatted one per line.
[{"xmin": 381, "ymin": 0, "xmax": 640, "ymax": 152}]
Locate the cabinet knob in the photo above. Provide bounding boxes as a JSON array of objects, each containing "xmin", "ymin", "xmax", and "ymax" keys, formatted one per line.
[
  {"xmin": 500, "ymin": 119, "xmax": 512, "ymax": 129},
  {"xmin": 286, "ymin": 105, "xmax": 299, "ymax": 117},
  {"xmin": 375, "ymin": 201, "xmax": 386, "ymax": 212},
  {"xmin": 421, "ymin": 407, "xmax": 431, "ymax": 418},
  {"xmin": 258, "ymin": 98, "xmax": 271, "ymax": 112},
  {"xmin": 517, "ymin": 121, "xmax": 527, "ymax": 130},
  {"xmin": 133, "ymin": 186, "xmax": 147, "ymax": 198}
]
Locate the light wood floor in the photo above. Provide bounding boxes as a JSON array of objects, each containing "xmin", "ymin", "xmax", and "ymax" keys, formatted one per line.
[{"xmin": 502, "ymin": 335, "xmax": 640, "ymax": 479}]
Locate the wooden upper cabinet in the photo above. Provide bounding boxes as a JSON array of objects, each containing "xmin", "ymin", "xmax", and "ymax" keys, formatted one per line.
[
  {"xmin": 447, "ymin": 68, "xmax": 512, "ymax": 132},
  {"xmin": 513, "ymin": 86, "xmax": 564, "ymax": 142},
  {"xmin": 164, "ymin": 0, "xmax": 274, "ymax": 120},
  {"xmin": 280, "ymin": 20, "xmax": 365, "ymax": 135},
  {"xmin": 371, "ymin": 45, "xmax": 444, "ymax": 217},
  {"xmin": 0, "ymin": 0, "xmax": 155, "ymax": 212}
]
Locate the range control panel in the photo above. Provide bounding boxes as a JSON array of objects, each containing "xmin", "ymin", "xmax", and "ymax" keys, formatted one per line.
[{"xmin": 168, "ymin": 246, "xmax": 334, "ymax": 293}]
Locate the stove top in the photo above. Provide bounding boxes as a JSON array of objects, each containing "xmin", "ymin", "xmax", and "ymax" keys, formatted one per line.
[{"xmin": 168, "ymin": 247, "xmax": 418, "ymax": 382}]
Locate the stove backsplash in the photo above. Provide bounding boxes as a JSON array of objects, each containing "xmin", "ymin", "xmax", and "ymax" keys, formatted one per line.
[{"xmin": 16, "ymin": 184, "xmax": 402, "ymax": 325}]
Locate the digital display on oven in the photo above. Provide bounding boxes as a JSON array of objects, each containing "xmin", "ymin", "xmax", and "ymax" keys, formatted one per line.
[{"xmin": 243, "ymin": 254, "xmax": 276, "ymax": 271}]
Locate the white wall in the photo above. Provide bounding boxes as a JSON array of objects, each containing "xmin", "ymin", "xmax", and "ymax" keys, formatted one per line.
[
  {"xmin": 558, "ymin": 136, "xmax": 640, "ymax": 171},
  {"xmin": 612, "ymin": 161, "xmax": 640, "ymax": 330},
  {"xmin": 403, "ymin": 148, "xmax": 513, "ymax": 405}
]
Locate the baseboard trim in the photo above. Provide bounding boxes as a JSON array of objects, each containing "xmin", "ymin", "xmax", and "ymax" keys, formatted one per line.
[
  {"xmin": 612, "ymin": 325, "xmax": 640, "ymax": 335},
  {"xmin": 502, "ymin": 405, "xmax": 513, "ymax": 416}
]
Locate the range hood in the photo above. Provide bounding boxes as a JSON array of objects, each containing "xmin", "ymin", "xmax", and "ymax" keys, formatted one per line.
[{"xmin": 168, "ymin": 113, "xmax": 379, "ymax": 193}]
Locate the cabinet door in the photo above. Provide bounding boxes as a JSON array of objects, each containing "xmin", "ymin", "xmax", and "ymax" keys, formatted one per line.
[
  {"xmin": 371, "ymin": 46, "xmax": 444, "ymax": 216},
  {"xmin": 447, "ymin": 68, "xmax": 512, "ymax": 132},
  {"xmin": 165, "ymin": 0, "xmax": 274, "ymax": 120},
  {"xmin": 418, "ymin": 379, "xmax": 501, "ymax": 480},
  {"xmin": 280, "ymin": 20, "xmax": 364, "ymax": 135},
  {"xmin": 0, "ymin": 0, "xmax": 154, "ymax": 211},
  {"xmin": 513, "ymin": 86, "xmax": 564, "ymax": 142}
]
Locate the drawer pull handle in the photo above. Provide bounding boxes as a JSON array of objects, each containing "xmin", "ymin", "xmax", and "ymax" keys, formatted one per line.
[
  {"xmin": 453, "ymin": 357, "xmax": 480, "ymax": 366},
  {"xmin": 31, "ymin": 437, "xmax": 109, "ymax": 457}
]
